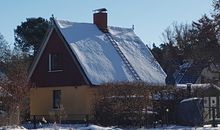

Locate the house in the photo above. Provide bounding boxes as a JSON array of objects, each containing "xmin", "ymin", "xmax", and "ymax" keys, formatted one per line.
[
  {"xmin": 173, "ymin": 59, "xmax": 220, "ymax": 85},
  {"xmin": 197, "ymin": 62, "xmax": 220, "ymax": 85},
  {"xmin": 203, "ymin": 84, "xmax": 220, "ymax": 123},
  {"xmin": 163, "ymin": 58, "xmax": 220, "ymax": 125},
  {"xmin": 28, "ymin": 9, "xmax": 166, "ymax": 121},
  {"xmin": 173, "ymin": 60, "xmax": 206, "ymax": 84}
]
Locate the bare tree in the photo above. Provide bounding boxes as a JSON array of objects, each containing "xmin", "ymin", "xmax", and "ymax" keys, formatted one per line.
[
  {"xmin": 0, "ymin": 33, "xmax": 11, "ymax": 63},
  {"xmin": 0, "ymin": 56, "xmax": 31, "ymax": 125}
]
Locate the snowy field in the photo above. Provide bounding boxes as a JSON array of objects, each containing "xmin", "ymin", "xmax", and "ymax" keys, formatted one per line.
[{"xmin": 1, "ymin": 124, "xmax": 220, "ymax": 130}]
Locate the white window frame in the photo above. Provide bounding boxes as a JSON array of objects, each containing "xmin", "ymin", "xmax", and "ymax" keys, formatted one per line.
[
  {"xmin": 48, "ymin": 53, "xmax": 63, "ymax": 72},
  {"xmin": 53, "ymin": 90, "xmax": 61, "ymax": 110},
  {"xmin": 49, "ymin": 54, "xmax": 52, "ymax": 71}
]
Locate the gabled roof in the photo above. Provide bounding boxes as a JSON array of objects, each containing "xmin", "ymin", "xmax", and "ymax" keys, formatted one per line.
[
  {"xmin": 174, "ymin": 60, "xmax": 206, "ymax": 84},
  {"xmin": 55, "ymin": 19, "xmax": 166, "ymax": 85},
  {"xmin": 29, "ymin": 18, "xmax": 166, "ymax": 86}
]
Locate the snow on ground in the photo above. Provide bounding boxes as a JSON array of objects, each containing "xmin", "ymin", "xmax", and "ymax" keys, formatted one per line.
[
  {"xmin": 55, "ymin": 19, "xmax": 166, "ymax": 85},
  {"xmin": 0, "ymin": 125, "xmax": 27, "ymax": 130},
  {"xmin": 1, "ymin": 124, "xmax": 220, "ymax": 130},
  {"xmin": 147, "ymin": 124, "xmax": 220, "ymax": 130},
  {"xmin": 30, "ymin": 124, "xmax": 121, "ymax": 130},
  {"xmin": 0, "ymin": 124, "xmax": 121, "ymax": 130}
]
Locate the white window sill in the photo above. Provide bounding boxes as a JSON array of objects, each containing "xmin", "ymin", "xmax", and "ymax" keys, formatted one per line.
[{"xmin": 48, "ymin": 70, "xmax": 63, "ymax": 73}]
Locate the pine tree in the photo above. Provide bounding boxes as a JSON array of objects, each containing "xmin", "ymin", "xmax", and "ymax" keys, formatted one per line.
[{"xmin": 14, "ymin": 17, "xmax": 49, "ymax": 57}]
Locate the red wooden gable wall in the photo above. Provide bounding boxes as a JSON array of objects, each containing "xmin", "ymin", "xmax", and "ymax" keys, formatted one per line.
[{"xmin": 30, "ymin": 29, "xmax": 88, "ymax": 87}]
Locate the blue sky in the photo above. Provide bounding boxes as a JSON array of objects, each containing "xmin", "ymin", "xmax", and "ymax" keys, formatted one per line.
[{"xmin": 0, "ymin": 0, "xmax": 213, "ymax": 47}]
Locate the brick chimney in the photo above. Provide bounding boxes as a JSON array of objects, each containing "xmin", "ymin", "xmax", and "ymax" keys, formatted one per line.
[{"xmin": 93, "ymin": 8, "xmax": 108, "ymax": 32}]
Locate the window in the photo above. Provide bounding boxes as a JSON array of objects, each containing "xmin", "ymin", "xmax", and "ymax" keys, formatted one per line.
[
  {"xmin": 53, "ymin": 90, "xmax": 61, "ymax": 109},
  {"xmin": 210, "ymin": 97, "xmax": 216, "ymax": 107},
  {"xmin": 49, "ymin": 53, "xmax": 62, "ymax": 71}
]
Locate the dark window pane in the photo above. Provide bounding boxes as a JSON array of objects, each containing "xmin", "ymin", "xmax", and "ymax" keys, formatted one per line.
[
  {"xmin": 53, "ymin": 90, "xmax": 61, "ymax": 109},
  {"xmin": 50, "ymin": 53, "xmax": 62, "ymax": 71}
]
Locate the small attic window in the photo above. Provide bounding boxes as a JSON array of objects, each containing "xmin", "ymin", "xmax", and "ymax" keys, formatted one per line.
[{"xmin": 48, "ymin": 53, "xmax": 63, "ymax": 72}]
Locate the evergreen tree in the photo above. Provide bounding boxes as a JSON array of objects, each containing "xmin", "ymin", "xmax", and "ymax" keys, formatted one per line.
[
  {"xmin": 14, "ymin": 17, "xmax": 49, "ymax": 57},
  {"xmin": 151, "ymin": 43, "xmax": 163, "ymax": 65},
  {"xmin": 213, "ymin": 0, "xmax": 220, "ymax": 43},
  {"xmin": 189, "ymin": 15, "xmax": 219, "ymax": 62}
]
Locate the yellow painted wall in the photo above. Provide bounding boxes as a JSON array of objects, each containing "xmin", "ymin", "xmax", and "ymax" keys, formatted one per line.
[{"xmin": 30, "ymin": 86, "xmax": 96, "ymax": 120}]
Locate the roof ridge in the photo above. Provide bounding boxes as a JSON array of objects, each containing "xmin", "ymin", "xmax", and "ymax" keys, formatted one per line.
[
  {"xmin": 27, "ymin": 24, "xmax": 54, "ymax": 81},
  {"xmin": 108, "ymin": 26, "xmax": 132, "ymax": 30}
]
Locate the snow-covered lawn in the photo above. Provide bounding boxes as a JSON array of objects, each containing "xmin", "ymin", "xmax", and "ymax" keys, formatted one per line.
[
  {"xmin": 0, "ymin": 124, "xmax": 121, "ymax": 130},
  {"xmin": 1, "ymin": 124, "xmax": 220, "ymax": 130},
  {"xmin": 148, "ymin": 124, "xmax": 220, "ymax": 130}
]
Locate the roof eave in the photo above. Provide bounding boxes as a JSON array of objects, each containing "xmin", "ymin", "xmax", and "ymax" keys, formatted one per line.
[
  {"xmin": 28, "ymin": 25, "xmax": 54, "ymax": 81},
  {"xmin": 51, "ymin": 17, "xmax": 92, "ymax": 86}
]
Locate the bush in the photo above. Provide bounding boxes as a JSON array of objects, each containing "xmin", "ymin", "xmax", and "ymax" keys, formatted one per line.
[{"xmin": 93, "ymin": 82, "xmax": 154, "ymax": 127}]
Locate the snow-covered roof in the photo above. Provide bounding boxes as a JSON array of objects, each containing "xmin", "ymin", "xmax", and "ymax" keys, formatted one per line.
[
  {"xmin": 174, "ymin": 60, "xmax": 205, "ymax": 84},
  {"xmin": 54, "ymin": 19, "xmax": 166, "ymax": 85}
]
